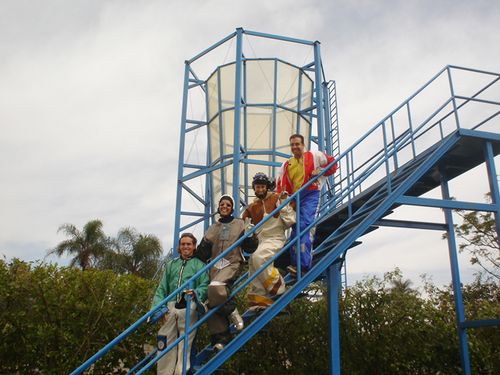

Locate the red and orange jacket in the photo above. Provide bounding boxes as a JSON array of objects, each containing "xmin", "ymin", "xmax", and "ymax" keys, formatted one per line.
[{"xmin": 276, "ymin": 150, "xmax": 337, "ymax": 194}]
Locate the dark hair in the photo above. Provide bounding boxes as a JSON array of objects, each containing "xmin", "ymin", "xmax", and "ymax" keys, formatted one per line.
[
  {"xmin": 252, "ymin": 172, "xmax": 276, "ymax": 191},
  {"xmin": 289, "ymin": 134, "xmax": 305, "ymax": 144},
  {"xmin": 178, "ymin": 232, "xmax": 197, "ymax": 246}
]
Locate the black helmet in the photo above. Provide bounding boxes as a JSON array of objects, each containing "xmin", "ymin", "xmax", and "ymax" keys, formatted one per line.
[{"xmin": 252, "ymin": 172, "xmax": 276, "ymax": 191}]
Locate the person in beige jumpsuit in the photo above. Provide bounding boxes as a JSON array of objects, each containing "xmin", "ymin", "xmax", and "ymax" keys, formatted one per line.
[
  {"xmin": 195, "ymin": 195, "xmax": 258, "ymax": 350},
  {"xmin": 242, "ymin": 173, "xmax": 295, "ymax": 310}
]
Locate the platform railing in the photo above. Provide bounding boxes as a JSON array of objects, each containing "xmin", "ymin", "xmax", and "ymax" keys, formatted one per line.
[{"xmin": 321, "ymin": 65, "xmax": 500, "ymax": 216}]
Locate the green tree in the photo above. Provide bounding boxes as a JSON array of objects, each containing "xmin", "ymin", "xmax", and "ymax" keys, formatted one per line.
[
  {"xmin": 99, "ymin": 227, "xmax": 164, "ymax": 279},
  {"xmin": 453, "ymin": 194, "xmax": 499, "ymax": 281},
  {"xmin": 0, "ymin": 259, "xmax": 156, "ymax": 374},
  {"xmin": 48, "ymin": 219, "xmax": 110, "ymax": 270}
]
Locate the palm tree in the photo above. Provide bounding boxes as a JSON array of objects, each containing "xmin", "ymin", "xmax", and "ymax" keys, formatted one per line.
[
  {"xmin": 103, "ymin": 227, "xmax": 163, "ymax": 279},
  {"xmin": 49, "ymin": 220, "xmax": 109, "ymax": 270},
  {"xmin": 390, "ymin": 277, "xmax": 414, "ymax": 295}
]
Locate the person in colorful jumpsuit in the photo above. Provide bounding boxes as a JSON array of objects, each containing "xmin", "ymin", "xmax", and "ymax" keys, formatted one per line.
[
  {"xmin": 276, "ymin": 134, "xmax": 337, "ymax": 275},
  {"xmin": 195, "ymin": 195, "xmax": 258, "ymax": 351},
  {"xmin": 242, "ymin": 172, "xmax": 295, "ymax": 310},
  {"xmin": 151, "ymin": 233, "xmax": 209, "ymax": 375}
]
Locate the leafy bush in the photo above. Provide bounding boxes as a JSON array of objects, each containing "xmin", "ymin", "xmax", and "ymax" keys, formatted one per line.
[
  {"xmin": 0, "ymin": 259, "xmax": 156, "ymax": 374},
  {"xmin": 1, "ymin": 260, "xmax": 498, "ymax": 374}
]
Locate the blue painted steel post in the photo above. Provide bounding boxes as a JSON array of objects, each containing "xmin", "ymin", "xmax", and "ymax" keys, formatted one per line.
[
  {"xmin": 296, "ymin": 193, "xmax": 301, "ymax": 279},
  {"xmin": 232, "ymin": 28, "xmax": 244, "ymax": 212},
  {"xmin": 439, "ymin": 165, "xmax": 471, "ymax": 375},
  {"xmin": 323, "ymin": 82, "xmax": 335, "ymax": 192},
  {"xmin": 327, "ymin": 262, "xmax": 341, "ymax": 375},
  {"xmin": 389, "ymin": 116, "xmax": 399, "ymax": 169},
  {"xmin": 243, "ymin": 59, "xmax": 249, "ymax": 199},
  {"xmin": 382, "ymin": 121, "xmax": 392, "ymax": 194},
  {"xmin": 205, "ymin": 81, "xmax": 212, "ymax": 230},
  {"xmin": 484, "ymin": 141, "xmax": 500, "ymax": 243},
  {"xmin": 272, "ymin": 60, "xmax": 278, "ymax": 177},
  {"xmin": 406, "ymin": 102, "xmax": 417, "ymax": 158},
  {"xmin": 313, "ymin": 41, "xmax": 325, "ymax": 151},
  {"xmin": 323, "ymin": 82, "xmax": 333, "ymax": 155},
  {"xmin": 217, "ymin": 68, "xmax": 226, "ymax": 195},
  {"xmin": 181, "ymin": 293, "xmax": 191, "ymax": 374},
  {"xmin": 446, "ymin": 66, "xmax": 462, "ymax": 129},
  {"xmin": 173, "ymin": 62, "xmax": 192, "ymax": 248},
  {"xmin": 297, "ymin": 72, "xmax": 303, "ymax": 135}
]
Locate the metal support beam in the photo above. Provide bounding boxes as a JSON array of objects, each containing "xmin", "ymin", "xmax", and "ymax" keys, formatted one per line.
[
  {"xmin": 173, "ymin": 62, "xmax": 192, "ymax": 249},
  {"xmin": 439, "ymin": 165, "xmax": 471, "ymax": 375},
  {"xmin": 484, "ymin": 141, "xmax": 500, "ymax": 246},
  {"xmin": 327, "ymin": 262, "xmax": 341, "ymax": 375},
  {"xmin": 243, "ymin": 29, "xmax": 315, "ymax": 46},
  {"xmin": 374, "ymin": 218, "xmax": 447, "ymax": 231},
  {"xmin": 460, "ymin": 318, "xmax": 500, "ymax": 329},
  {"xmin": 397, "ymin": 195, "xmax": 496, "ymax": 212},
  {"xmin": 232, "ymin": 28, "xmax": 244, "ymax": 212},
  {"xmin": 313, "ymin": 41, "xmax": 325, "ymax": 151}
]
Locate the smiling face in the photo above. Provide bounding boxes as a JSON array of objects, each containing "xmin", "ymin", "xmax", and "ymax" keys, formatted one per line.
[
  {"xmin": 178, "ymin": 235, "xmax": 196, "ymax": 260},
  {"xmin": 253, "ymin": 183, "xmax": 268, "ymax": 199},
  {"xmin": 290, "ymin": 136, "xmax": 305, "ymax": 158},
  {"xmin": 218, "ymin": 199, "xmax": 233, "ymax": 217}
]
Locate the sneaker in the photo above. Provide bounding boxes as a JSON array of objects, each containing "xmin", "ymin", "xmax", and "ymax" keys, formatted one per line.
[
  {"xmin": 229, "ymin": 308, "xmax": 244, "ymax": 331},
  {"xmin": 247, "ymin": 293, "xmax": 274, "ymax": 308},
  {"xmin": 213, "ymin": 342, "xmax": 225, "ymax": 352},
  {"xmin": 247, "ymin": 305, "xmax": 267, "ymax": 314}
]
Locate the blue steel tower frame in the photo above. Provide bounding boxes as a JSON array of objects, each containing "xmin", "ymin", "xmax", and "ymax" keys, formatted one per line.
[
  {"xmin": 172, "ymin": 27, "xmax": 342, "ymax": 373},
  {"xmin": 172, "ymin": 27, "xmax": 338, "ymax": 246}
]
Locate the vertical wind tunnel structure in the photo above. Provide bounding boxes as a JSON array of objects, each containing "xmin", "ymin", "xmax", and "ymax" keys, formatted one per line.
[{"xmin": 173, "ymin": 28, "xmax": 339, "ymax": 247}]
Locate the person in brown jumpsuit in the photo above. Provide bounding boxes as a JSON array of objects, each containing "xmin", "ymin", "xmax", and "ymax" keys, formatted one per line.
[{"xmin": 195, "ymin": 195, "xmax": 257, "ymax": 350}]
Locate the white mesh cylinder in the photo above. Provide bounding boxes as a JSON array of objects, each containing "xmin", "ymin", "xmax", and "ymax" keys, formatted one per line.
[{"xmin": 206, "ymin": 59, "xmax": 313, "ymax": 211}]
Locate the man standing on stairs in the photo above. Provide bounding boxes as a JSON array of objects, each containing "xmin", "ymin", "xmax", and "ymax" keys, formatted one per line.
[
  {"xmin": 151, "ymin": 233, "xmax": 209, "ymax": 375},
  {"xmin": 242, "ymin": 172, "xmax": 295, "ymax": 310},
  {"xmin": 195, "ymin": 195, "xmax": 258, "ymax": 351},
  {"xmin": 277, "ymin": 134, "xmax": 338, "ymax": 275}
]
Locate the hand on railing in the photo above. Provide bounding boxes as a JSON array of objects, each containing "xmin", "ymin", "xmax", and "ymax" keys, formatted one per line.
[{"xmin": 147, "ymin": 306, "xmax": 169, "ymax": 325}]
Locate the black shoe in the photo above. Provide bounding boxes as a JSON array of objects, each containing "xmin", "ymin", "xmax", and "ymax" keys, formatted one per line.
[
  {"xmin": 287, "ymin": 265, "xmax": 307, "ymax": 278},
  {"xmin": 210, "ymin": 332, "xmax": 230, "ymax": 352}
]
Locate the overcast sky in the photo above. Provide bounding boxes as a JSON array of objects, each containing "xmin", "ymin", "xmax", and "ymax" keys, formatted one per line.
[{"xmin": 1, "ymin": 0, "xmax": 498, "ymax": 287}]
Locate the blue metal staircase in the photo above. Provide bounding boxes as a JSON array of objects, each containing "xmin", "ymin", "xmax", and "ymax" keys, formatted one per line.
[
  {"xmin": 71, "ymin": 65, "xmax": 499, "ymax": 375},
  {"xmin": 196, "ymin": 130, "xmax": 499, "ymax": 374}
]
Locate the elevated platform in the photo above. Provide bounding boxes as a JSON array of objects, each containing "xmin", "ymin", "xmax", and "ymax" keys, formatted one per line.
[{"xmin": 315, "ymin": 129, "xmax": 500, "ymax": 247}]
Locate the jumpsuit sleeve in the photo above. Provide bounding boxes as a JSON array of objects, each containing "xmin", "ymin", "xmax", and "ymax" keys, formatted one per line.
[
  {"xmin": 278, "ymin": 198, "xmax": 296, "ymax": 228},
  {"xmin": 193, "ymin": 261, "xmax": 209, "ymax": 302},
  {"xmin": 276, "ymin": 161, "xmax": 287, "ymax": 193},
  {"xmin": 151, "ymin": 261, "xmax": 170, "ymax": 310},
  {"xmin": 242, "ymin": 208, "xmax": 251, "ymax": 222},
  {"xmin": 240, "ymin": 230, "xmax": 259, "ymax": 253},
  {"xmin": 195, "ymin": 237, "xmax": 213, "ymax": 263},
  {"xmin": 317, "ymin": 151, "xmax": 338, "ymax": 176}
]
